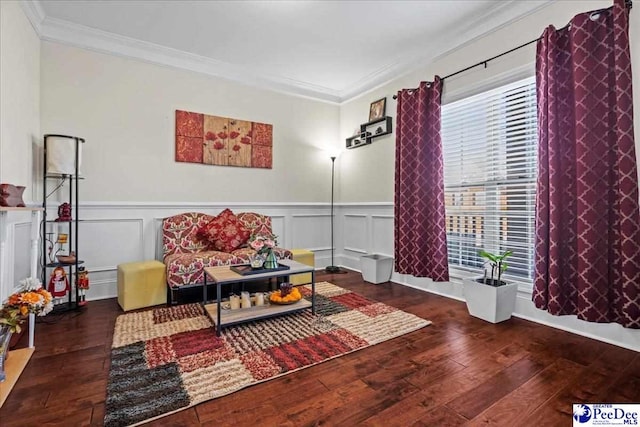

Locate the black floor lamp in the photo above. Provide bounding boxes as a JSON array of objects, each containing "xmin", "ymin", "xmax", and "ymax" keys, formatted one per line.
[{"xmin": 325, "ymin": 155, "xmax": 347, "ymax": 274}]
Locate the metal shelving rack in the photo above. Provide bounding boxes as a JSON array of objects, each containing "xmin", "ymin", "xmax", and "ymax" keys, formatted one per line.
[{"xmin": 41, "ymin": 134, "xmax": 85, "ymax": 313}]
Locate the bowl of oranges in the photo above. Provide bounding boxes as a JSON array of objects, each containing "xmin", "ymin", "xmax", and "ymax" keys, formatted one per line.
[{"xmin": 269, "ymin": 283, "xmax": 302, "ymax": 305}]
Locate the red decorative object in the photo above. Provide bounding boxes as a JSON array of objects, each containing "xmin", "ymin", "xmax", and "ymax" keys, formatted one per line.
[
  {"xmin": 175, "ymin": 110, "xmax": 272, "ymax": 169},
  {"xmin": 394, "ymin": 77, "xmax": 449, "ymax": 282},
  {"xmin": 78, "ymin": 267, "xmax": 90, "ymax": 306},
  {"xmin": 175, "ymin": 111, "xmax": 204, "ymax": 163},
  {"xmin": 48, "ymin": 266, "xmax": 70, "ymax": 298},
  {"xmin": 56, "ymin": 203, "xmax": 72, "ymax": 222},
  {"xmin": 252, "ymin": 123, "xmax": 273, "ymax": 146},
  {"xmin": 251, "ymin": 145, "xmax": 272, "ymax": 169},
  {"xmin": 0, "ymin": 183, "xmax": 26, "ymax": 207},
  {"xmin": 201, "ymin": 209, "xmax": 250, "ymax": 253},
  {"xmin": 175, "ymin": 110, "xmax": 203, "ymax": 137},
  {"xmin": 176, "ymin": 136, "xmax": 204, "ymax": 163},
  {"xmin": 532, "ymin": 0, "xmax": 640, "ymax": 328}
]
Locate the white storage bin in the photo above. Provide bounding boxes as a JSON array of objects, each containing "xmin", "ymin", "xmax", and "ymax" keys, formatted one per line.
[{"xmin": 360, "ymin": 254, "xmax": 394, "ymax": 284}]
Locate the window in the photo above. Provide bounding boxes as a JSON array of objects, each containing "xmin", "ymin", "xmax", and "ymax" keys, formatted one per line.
[{"xmin": 441, "ymin": 77, "xmax": 537, "ymax": 284}]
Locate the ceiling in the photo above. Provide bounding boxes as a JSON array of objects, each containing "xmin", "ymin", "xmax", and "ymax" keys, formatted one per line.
[{"xmin": 26, "ymin": 0, "xmax": 551, "ymax": 103}]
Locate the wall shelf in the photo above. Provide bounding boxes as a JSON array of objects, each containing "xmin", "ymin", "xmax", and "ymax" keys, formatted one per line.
[{"xmin": 345, "ymin": 116, "xmax": 393, "ymax": 149}]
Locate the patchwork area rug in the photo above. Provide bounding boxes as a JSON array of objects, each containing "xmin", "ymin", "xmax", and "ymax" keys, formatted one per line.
[{"xmin": 104, "ymin": 282, "xmax": 431, "ymax": 426}]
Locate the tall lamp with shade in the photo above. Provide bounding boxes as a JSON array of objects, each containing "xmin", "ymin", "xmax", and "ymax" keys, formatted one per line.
[{"xmin": 325, "ymin": 153, "xmax": 347, "ymax": 274}]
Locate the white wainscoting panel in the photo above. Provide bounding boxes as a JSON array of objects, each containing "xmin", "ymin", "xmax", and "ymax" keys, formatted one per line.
[
  {"xmin": 291, "ymin": 214, "xmax": 331, "ymax": 251},
  {"xmin": 153, "ymin": 217, "xmax": 165, "ymax": 261},
  {"xmin": 13, "ymin": 223, "xmax": 31, "ymax": 285},
  {"xmin": 0, "ymin": 210, "xmax": 40, "ymax": 304},
  {"xmin": 270, "ymin": 215, "xmax": 286, "ymax": 247},
  {"xmin": 79, "ymin": 218, "xmax": 144, "ymax": 272},
  {"xmin": 371, "ymin": 215, "xmax": 394, "ymax": 257},
  {"xmin": 343, "ymin": 214, "xmax": 367, "ymax": 254}
]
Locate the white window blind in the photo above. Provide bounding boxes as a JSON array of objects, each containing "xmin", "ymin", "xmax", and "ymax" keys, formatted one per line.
[{"xmin": 441, "ymin": 77, "xmax": 537, "ymax": 284}]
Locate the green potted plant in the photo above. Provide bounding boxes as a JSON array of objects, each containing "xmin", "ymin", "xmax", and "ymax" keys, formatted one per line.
[{"xmin": 462, "ymin": 250, "xmax": 518, "ymax": 323}]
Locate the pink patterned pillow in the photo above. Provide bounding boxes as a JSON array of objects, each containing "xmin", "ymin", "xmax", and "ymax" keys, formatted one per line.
[{"xmin": 202, "ymin": 209, "xmax": 250, "ymax": 253}]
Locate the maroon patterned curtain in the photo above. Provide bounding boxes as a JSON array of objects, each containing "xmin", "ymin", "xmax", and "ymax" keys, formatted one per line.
[
  {"xmin": 394, "ymin": 77, "xmax": 449, "ymax": 281},
  {"xmin": 533, "ymin": 0, "xmax": 640, "ymax": 328}
]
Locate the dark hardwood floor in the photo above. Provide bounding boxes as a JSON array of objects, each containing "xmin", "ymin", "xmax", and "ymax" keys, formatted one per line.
[{"xmin": 2, "ymin": 271, "xmax": 638, "ymax": 426}]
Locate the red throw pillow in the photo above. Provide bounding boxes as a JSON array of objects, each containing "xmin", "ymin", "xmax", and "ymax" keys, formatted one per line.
[
  {"xmin": 197, "ymin": 209, "xmax": 232, "ymax": 240},
  {"xmin": 203, "ymin": 209, "xmax": 250, "ymax": 252}
]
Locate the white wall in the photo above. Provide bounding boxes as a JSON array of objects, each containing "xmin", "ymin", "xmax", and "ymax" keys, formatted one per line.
[
  {"xmin": 0, "ymin": 1, "xmax": 41, "ymax": 304},
  {"xmin": 40, "ymin": 42, "xmax": 340, "ymax": 203},
  {"xmin": 336, "ymin": 0, "xmax": 640, "ymax": 351},
  {"xmin": 0, "ymin": 0, "xmax": 40, "ymax": 198}
]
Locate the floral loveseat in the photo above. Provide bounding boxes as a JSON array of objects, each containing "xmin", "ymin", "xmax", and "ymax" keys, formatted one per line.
[{"xmin": 162, "ymin": 211, "xmax": 291, "ymax": 301}]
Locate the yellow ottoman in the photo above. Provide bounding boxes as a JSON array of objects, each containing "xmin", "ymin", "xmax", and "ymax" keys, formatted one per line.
[
  {"xmin": 290, "ymin": 248, "xmax": 315, "ymax": 285},
  {"xmin": 117, "ymin": 260, "xmax": 166, "ymax": 311}
]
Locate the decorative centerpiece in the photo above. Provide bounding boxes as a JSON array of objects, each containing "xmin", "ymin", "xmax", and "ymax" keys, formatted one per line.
[
  {"xmin": 1, "ymin": 277, "xmax": 53, "ymax": 333},
  {"xmin": 1, "ymin": 278, "xmax": 53, "ymax": 382},
  {"xmin": 56, "ymin": 202, "xmax": 72, "ymax": 222},
  {"xmin": 56, "ymin": 251, "xmax": 76, "ymax": 264},
  {"xmin": 269, "ymin": 282, "xmax": 302, "ymax": 305},
  {"xmin": 249, "ymin": 254, "xmax": 264, "ymax": 269},
  {"xmin": 249, "ymin": 234, "xmax": 278, "ymax": 269},
  {"xmin": 0, "ymin": 183, "xmax": 26, "ymax": 207}
]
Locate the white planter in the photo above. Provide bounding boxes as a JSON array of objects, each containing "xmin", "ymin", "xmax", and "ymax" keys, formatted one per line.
[
  {"xmin": 360, "ymin": 254, "xmax": 393, "ymax": 284},
  {"xmin": 463, "ymin": 278, "xmax": 518, "ymax": 323}
]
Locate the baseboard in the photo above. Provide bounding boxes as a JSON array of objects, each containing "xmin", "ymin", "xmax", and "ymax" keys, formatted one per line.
[{"xmin": 393, "ymin": 277, "xmax": 640, "ymax": 352}]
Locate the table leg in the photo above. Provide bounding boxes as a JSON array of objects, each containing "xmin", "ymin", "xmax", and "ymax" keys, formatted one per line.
[
  {"xmin": 203, "ymin": 274, "xmax": 207, "ymax": 303},
  {"xmin": 216, "ymin": 282, "xmax": 222, "ymax": 336},
  {"xmin": 311, "ymin": 270, "xmax": 316, "ymax": 315}
]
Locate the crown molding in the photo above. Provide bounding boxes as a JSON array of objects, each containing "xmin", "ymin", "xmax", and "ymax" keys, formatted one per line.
[
  {"xmin": 19, "ymin": 0, "xmax": 45, "ymax": 35},
  {"xmin": 38, "ymin": 16, "xmax": 343, "ymax": 104},
  {"xmin": 337, "ymin": 0, "xmax": 553, "ymax": 102},
  {"xmin": 25, "ymin": 0, "xmax": 553, "ymax": 104}
]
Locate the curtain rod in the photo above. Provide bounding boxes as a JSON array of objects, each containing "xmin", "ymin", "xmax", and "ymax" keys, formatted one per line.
[
  {"xmin": 392, "ymin": 0, "xmax": 631, "ymax": 100},
  {"xmin": 391, "ymin": 37, "xmax": 536, "ymax": 100}
]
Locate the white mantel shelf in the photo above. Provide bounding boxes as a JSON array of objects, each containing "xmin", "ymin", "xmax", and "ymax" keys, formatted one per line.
[{"xmin": 0, "ymin": 207, "xmax": 43, "ymax": 211}]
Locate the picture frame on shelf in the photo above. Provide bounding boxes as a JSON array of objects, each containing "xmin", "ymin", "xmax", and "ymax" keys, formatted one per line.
[{"xmin": 369, "ymin": 97, "xmax": 386, "ymax": 122}]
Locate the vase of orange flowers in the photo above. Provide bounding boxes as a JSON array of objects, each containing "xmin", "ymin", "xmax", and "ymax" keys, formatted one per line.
[{"xmin": 0, "ymin": 277, "xmax": 53, "ymax": 382}]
